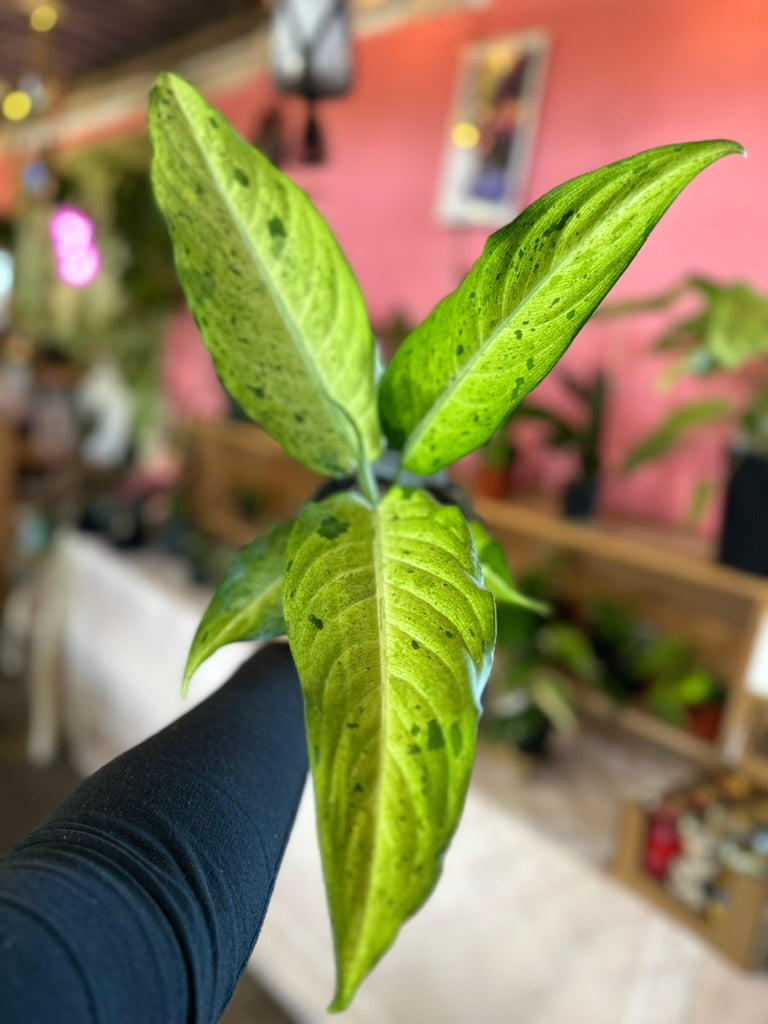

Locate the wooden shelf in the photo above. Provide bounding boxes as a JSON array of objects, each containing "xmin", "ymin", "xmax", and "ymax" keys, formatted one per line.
[
  {"xmin": 472, "ymin": 494, "xmax": 768, "ymax": 770},
  {"xmin": 179, "ymin": 422, "xmax": 768, "ymax": 775},
  {"xmin": 572, "ymin": 683, "xmax": 719, "ymax": 767},
  {"xmin": 475, "ymin": 496, "xmax": 768, "ymax": 602}
]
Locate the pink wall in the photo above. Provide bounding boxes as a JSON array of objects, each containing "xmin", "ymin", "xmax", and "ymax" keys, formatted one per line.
[
  {"xmin": 210, "ymin": 0, "xmax": 767, "ymax": 530},
  {"xmin": 211, "ymin": 0, "xmax": 767, "ymax": 321},
  {"xmin": 3, "ymin": 0, "xmax": 767, "ymax": 528}
]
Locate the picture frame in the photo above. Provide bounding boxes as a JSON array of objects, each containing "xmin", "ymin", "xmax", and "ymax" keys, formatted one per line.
[{"xmin": 436, "ymin": 30, "xmax": 549, "ymax": 227}]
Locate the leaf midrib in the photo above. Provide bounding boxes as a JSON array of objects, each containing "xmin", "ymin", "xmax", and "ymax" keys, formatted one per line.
[
  {"xmin": 349, "ymin": 500, "xmax": 390, "ymax": 977},
  {"xmin": 170, "ymin": 84, "xmax": 347, "ymax": 452},
  {"xmin": 401, "ymin": 163, "xmax": 678, "ymax": 463}
]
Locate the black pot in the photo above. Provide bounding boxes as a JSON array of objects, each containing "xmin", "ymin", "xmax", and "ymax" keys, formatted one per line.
[
  {"xmin": 564, "ymin": 477, "xmax": 598, "ymax": 520},
  {"xmin": 719, "ymin": 451, "xmax": 768, "ymax": 577},
  {"xmin": 492, "ymin": 707, "xmax": 552, "ymax": 757}
]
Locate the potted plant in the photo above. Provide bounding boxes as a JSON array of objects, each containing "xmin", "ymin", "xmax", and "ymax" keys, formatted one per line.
[
  {"xmin": 584, "ymin": 598, "xmax": 725, "ymax": 740},
  {"xmin": 718, "ymin": 388, "xmax": 768, "ymax": 574},
  {"xmin": 521, "ymin": 371, "xmax": 608, "ymax": 519},
  {"xmin": 148, "ymin": 73, "xmax": 742, "ymax": 1010},
  {"xmin": 614, "ymin": 277, "xmax": 768, "ymax": 574},
  {"xmin": 474, "ymin": 423, "xmax": 517, "ymax": 498},
  {"xmin": 487, "ymin": 591, "xmax": 579, "ymax": 757}
]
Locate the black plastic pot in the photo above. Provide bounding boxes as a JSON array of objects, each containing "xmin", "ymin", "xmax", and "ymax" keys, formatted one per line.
[
  {"xmin": 563, "ymin": 477, "xmax": 598, "ymax": 520},
  {"xmin": 492, "ymin": 707, "xmax": 552, "ymax": 757},
  {"xmin": 718, "ymin": 451, "xmax": 768, "ymax": 577}
]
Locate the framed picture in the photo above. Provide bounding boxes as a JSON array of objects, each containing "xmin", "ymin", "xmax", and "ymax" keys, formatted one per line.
[{"xmin": 437, "ymin": 31, "xmax": 549, "ymax": 227}]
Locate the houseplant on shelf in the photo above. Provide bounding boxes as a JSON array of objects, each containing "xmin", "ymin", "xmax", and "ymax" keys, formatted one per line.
[
  {"xmin": 521, "ymin": 371, "xmax": 608, "ymax": 519},
  {"xmin": 473, "ymin": 420, "xmax": 517, "ymax": 498},
  {"xmin": 487, "ymin": 590, "xmax": 598, "ymax": 756},
  {"xmin": 149, "ymin": 71, "xmax": 742, "ymax": 1011},
  {"xmin": 616, "ymin": 276, "xmax": 768, "ymax": 573}
]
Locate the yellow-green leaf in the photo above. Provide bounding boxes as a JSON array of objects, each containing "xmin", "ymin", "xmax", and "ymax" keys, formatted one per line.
[
  {"xmin": 284, "ymin": 488, "xmax": 495, "ymax": 1009},
  {"xmin": 380, "ymin": 140, "xmax": 744, "ymax": 474},
  {"xmin": 149, "ymin": 73, "xmax": 381, "ymax": 477},
  {"xmin": 469, "ymin": 520, "xmax": 550, "ymax": 615},
  {"xmin": 183, "ymin": 523, "xmax": 289, "ymax": 693}
]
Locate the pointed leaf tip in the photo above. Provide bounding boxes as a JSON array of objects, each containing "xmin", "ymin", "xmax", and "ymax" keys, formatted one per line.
[
  {"xmin": 380, "ymin": 139, "xmax": 746, "ymax": 475},
  {"xmin": 182, "ymin": 523, "xmax": 290, "ymax": 693},
  {"xmin": 469, "ymin": 520, "xmax": 550, "ymax": 615}
]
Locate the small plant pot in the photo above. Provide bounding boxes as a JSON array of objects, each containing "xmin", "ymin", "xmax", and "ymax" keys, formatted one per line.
[
  {"xmin": 686, "ymin": 701, "xmax": 723, "ymax": 743},
  {"xmin": 718, "ymin": 452, "xmax": 768, "ymax": 577},
  {"xmin": 563, "ymin": 477, "xmax": 598, "ymax": 520},
  {"xmin": 474, "ymin": 466, "xmax": 512, "ymax": 499},
  {"xmin": 491, "ymin": 707, "xmax": 552, "ymax": 757}
]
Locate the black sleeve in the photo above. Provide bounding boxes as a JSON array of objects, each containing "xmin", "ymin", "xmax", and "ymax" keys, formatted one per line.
[{"xmin": 0, "ymin": 644, "xmax": 308, "ymax": 1024}]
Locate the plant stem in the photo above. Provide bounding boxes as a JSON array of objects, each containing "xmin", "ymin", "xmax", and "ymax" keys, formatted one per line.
[{"xmin": 358, "ymin": 457, "xmax": 379, "ymax": 505}]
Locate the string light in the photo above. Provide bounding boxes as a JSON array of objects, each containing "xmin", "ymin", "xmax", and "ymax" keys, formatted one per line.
[
  {"xmin": 30, "ymin": 4, "xmax": 58, "ymax": 33},
  {"xmin": 2, "ymin": 91, "xmax": 33, "ymax": 122}
]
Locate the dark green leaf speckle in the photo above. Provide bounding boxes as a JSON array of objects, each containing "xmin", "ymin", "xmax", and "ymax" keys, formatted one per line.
[
  {"xmin": 427, "ymin": 719, "xmax": 445, "ymax": 751},
  {"xmin": 317, "ymin": 516, "xmax": 350, "ymax": 540}
]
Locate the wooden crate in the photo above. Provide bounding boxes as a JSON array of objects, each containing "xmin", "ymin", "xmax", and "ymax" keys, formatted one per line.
[
  {"xmin": 183, "ymin": 419, "xmax": 322, "ymax": 546},
  {"xmin": 614, "ymin": 798, "xmax": 768, "ymax": 968},
  {"xmin": 475, "ymin": 495, "xmax": 768, "ymax": 768}
]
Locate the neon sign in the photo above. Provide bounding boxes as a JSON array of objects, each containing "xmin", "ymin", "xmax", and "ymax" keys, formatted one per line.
[{"xmin": 49, "ymin": 206, "xmax": 101, "ymax": 288}]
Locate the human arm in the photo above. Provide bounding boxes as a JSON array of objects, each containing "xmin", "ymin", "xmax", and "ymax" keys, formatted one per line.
[{"xmin": 0, "ymin": 643, "xmax": 307, "ymax": 1023}]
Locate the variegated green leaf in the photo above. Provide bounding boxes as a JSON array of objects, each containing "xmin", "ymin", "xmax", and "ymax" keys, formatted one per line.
[
  {"xmin": 183, "ymin": 523, "xmax": 290, "ymax": 693},
  {"xmin": 380, "ymin": 140, "xmax": 744, "ymax": 474},
  {"xmin": 469, "ymin": 520, "xmax": 550, "ymax": 615},
  {"xmin": 284, "ymin": 488, "xmax": 495, "ymax": 1009},
  {"xmin": 149, "ymin": 73, "xmax": 381, "ymax": 477}
]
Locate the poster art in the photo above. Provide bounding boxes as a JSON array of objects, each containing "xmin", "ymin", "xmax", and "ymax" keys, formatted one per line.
[{"xmin": 437, "ymin": 31, "xmax": 549, "ymax": 226}]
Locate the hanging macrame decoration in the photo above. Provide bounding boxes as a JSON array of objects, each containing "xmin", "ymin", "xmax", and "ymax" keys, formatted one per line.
[{"xmin": 270, "ymin": 0, "xmax": 353, "ymax": 163}]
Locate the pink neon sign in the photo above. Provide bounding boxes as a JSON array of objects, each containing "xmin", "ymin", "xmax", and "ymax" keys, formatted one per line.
[{"xmin": 49, "ymin": 206, "xmax": 101, "ymax": 288}]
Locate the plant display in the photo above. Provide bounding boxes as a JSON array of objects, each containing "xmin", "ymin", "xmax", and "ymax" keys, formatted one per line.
[
  {"xmin": 585, "ymin": 599, "xmax": 725, "ymax": 735},
  {"xmin": 519, "ymin": 370, "xmax": 608, "ymax": 516},
  {"xmin": 12, "ymin": 141, "xmax": 180, "ymax": 437},
  {"xmin": 488, "ymin": 599, "xmax": 580, "ymax": 756},
  {"xmin": 148, "ymin": 71, "xmax": 741, "ymax": 1009},
  {"xmin": 492, "ymin": 587, "xmax": 724, "ymax": 750},
  {"xmin": 615, "ymin": 277, "xmax": 768, "ymax": 471},
  {"xmin": 522, "ymin": 371, "xmax": 607, "ymax": 481}
]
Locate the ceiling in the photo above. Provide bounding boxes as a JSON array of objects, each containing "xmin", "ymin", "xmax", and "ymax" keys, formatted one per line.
[{"xmin": 0, "ymin": 0, "xmax": 269, "ymax": 88}]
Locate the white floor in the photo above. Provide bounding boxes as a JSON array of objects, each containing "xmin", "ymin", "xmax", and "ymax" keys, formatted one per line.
[{"xmin": 250, "ymin": 728, "xmax": 768, "ymax": 1024}]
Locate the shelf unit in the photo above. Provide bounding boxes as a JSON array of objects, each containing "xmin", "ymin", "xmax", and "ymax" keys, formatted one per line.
[
  {"xmin": 474, "ymin": 495, "xmax": 768, "ymax": 769},
  {"xmin": 184, "ymin": 419, "xmax": 322, "ymax": 546},
  {"xmin": 182, "ymin": 420, "xmax": 768, "ymax": 772}
]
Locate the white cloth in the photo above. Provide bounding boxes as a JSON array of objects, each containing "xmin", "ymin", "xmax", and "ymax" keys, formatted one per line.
[{"xmin": 27, "ymin": 529, "xmax": 253, "ymax": 773}]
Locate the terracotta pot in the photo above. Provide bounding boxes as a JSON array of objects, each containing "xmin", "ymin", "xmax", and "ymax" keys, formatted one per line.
[
  {"xmin": 687, "ymin": 701, "xmax": 723, "ymax": 742},
  {"xmin": 474, "ymin": 466, "xmax": 511, "ymax": 499}
]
